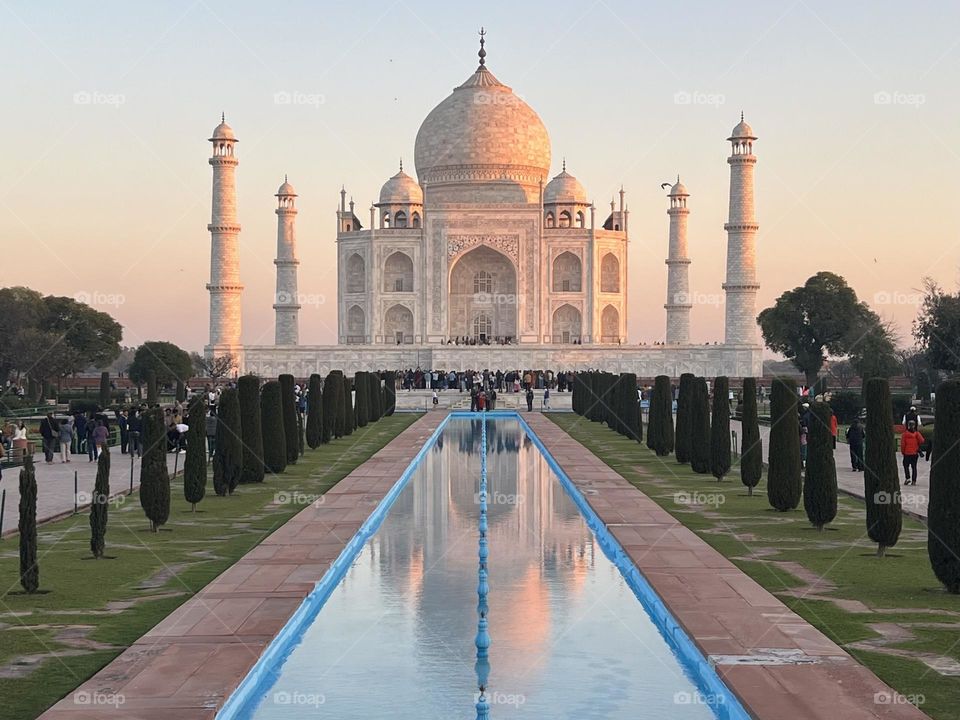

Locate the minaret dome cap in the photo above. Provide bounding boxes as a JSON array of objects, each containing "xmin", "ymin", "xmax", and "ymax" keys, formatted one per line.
[
  {"xmin": 728, "ymin": 114, "xmax": 756, "ymax": 140},
  {"xmin": 210, "ymin": 116, "xmax": 237, "ymax": 141}
]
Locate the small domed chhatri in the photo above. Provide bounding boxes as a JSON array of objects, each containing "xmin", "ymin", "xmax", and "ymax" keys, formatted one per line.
[
  {"xmin": 379, "ymin": 164, "xmax": 423, "ymax": 205},
  {"xmin": 544, "ymin": 163, "xmax": 588, "ymax": 204},
  {"xmin": 210, "ymin": 113, "xmax": 236, "ymax": 141},
  {"xmin": 729, "ymin": 112, "xmax": 756, "ymax": 140},
  {"xmin": 276, "ymin": 175, "xmax": 296, "ymax": 197}
]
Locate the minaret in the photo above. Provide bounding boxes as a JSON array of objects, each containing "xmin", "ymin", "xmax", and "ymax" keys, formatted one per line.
[
  {"xmin": 723, "ymin": 114, "xmax": 760, "ymax": 345},
  {"xmin": 206, "ymin": 114, "xmax": 243, "ymax": 355},
  {"xmin": 273, "ymin": 176, "xmax": 300, "ymax": 345},
  {"xmin": 664, "ymin": 177, "xmax": 692, "ymax": 344}
]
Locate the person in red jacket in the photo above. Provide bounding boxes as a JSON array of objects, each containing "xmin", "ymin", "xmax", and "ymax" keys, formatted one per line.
[
  {"xmin": 900, "ymin": 420, "xmax": 924, "ymax": 485},
  {"xmin": 830, "ymin": 411, "xmax": 838, "ymax": 449}
]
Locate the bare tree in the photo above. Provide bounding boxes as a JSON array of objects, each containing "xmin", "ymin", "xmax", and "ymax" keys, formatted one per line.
[
  {"xmin": 826, "ymin": 359, "xmax": 856, "ymax": 390},
  {"xmin": 191, "ymin": 353, "xmax": 236, "ymax": 382}
]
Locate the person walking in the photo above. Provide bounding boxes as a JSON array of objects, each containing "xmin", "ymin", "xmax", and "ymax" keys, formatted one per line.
[
  {"xmin": 525, "ymin": 387, "xmax": 534, "ymax": 412},
  {"xmin": 489, "ymin": 388, "xmax": 497, "ymax": 411},
  {"xmin": 543, "ymin": 387, "xmax": 551, "ymax": 411},
  {"xmin": 902, "ymin": 405, "xmax": 921, "ymax": 427},
  {"xmin": 432, "ymin": 390, "xmax": 439, "ymax": 409},
  {"xmin": 846, "ymin": 418, "xmax": 865, "ymax": 471},
  {"xmin": 85, "ymin": 413, "xmax": 97, "ymax": 462},
  {"xmin": 127, "ymin": 409, "xmax": 142, "ymax": 457},
  {"xmin": 799, "ymin": 420, "xmax": 809, "ymax": 469},
  {"xmin": 92, "ymin": 419, "xmax": 109, "ymax": 458},
  {"xmin": 900, "ymin": 420, "xmax": 924, "ymax": 486},
  {"xmin": 117, "ymin": 409, "xmax": 129, "ymax": 454},
  {"xmin": 58, "ymin": 418, "xmax": 74, "ymax": 463},
  {"xmin": 40, "ymin": 413, "xmax": 57, "ymax": 464},
  {"xmin": 829, "ymin": 410, "xmax": 838, "ymax": 449}
]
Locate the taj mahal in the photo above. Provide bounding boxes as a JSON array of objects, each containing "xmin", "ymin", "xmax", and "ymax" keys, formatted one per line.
[{"xmin": 204, "ymin": 33, "xmax": 763, "ymax": 378}]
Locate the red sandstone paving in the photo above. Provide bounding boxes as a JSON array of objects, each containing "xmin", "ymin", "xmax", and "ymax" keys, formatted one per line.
[{"xmin": 39, "ymin": 411, "xmax": 928, "ymax": 719}]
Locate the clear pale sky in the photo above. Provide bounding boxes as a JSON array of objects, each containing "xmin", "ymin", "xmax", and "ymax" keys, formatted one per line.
[{"xmin": 2, "ymin": 0, "xmax": 958, "ymax": 353}]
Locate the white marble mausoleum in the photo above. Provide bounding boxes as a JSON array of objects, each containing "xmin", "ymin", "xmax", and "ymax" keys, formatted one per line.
[{"xmin": 204, "ymin": 33, "xmax": 763, "ymax": 378}]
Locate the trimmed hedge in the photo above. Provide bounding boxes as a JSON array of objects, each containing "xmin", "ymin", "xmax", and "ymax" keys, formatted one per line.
[
  {"xmin": 864, "ymin": 378, "xmax": 902, "ymax": 557},
  {"xmin": 690, "ymin": 377, "xmax": 711, "ymax": 474},
  {"xmin": 213, "ymin": 387, "xmax": 242, "ymax": 495},
  {"xmin": 929, "ymin": 379, "xmax": 960, "ymax": 592},
  {"xmin": 675, "ymin": 373, "xmax": 695, "ymax": 464},
  {"xmin": 238, "ymin": 375, "xmax": 265, "ymax": 484},
  {"xmin": 183, "ymin": 396, "xmax": 207, "ymax": 509},
  {"xmin": 305, "ymin": 373, "xmax": 323, "ymax": 448},
  {"xmin": 803, "ymin": 401, "xmax": 838, "ymax": 530},
  {"xmin": 710, "ymin": 377, "xmax": 731, "ymax": 481},
  {"xmin": 739, "ymin": 377, "xmax": 763, "ymax": 496},
  {"xmin": 767, "ymin": 377, "xmax": 802, "ymax": 512},
  {"xmin": 139, "ymin": 407, "xmax": 170, "ymax": 531},
  {"xmin": 279, "ymin": 374, "xmax": 299, "ymax": 465},
  {"xmin": 260, "ymin": 380, "xmax": 287, "ymax": 474}
]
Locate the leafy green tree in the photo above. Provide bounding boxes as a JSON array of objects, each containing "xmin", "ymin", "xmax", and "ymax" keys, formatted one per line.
[
  {"xmin": 767, "ymin": 377, "xmax": 802, "ymax": 512},
  {"xmin": 928, "ymin": 379, "xmax": 960, "ymax": 592},
  {"xmin": 647, "ymin": 375, "xmax": 674, "ymax": 456},
  {"xmin": 213, "ymin": 387, "xmax": 242, "ymax": 496},
  {"xmin": 305, "ymin": 374, "xmax": 323, "ymax": 448},
  {"xmin": 848, "ymin": 321, "xmax": 900, "ymax": 381},
  {"xmin": 864, "ymin": 378, "xmax": 902, "ymax": 557},
  {"xmin": 90, "ymin": 445, "xmax": 110, "ymax": 557},
  {"xmin": 183, "ymin": 396, "xmax": 207, "ymax": 510},
  {"xmin": 759, "ymin": 271, "xmax": 885, "ymax": 386},
  {"xmin": 260, "ymin": 381, "xmax": 287, "ymax": 474},
  {"xmin": 675, "ymin": 373, "xmax": 695, "ymax": 464},
  {"xmin": 128, "ymin": 341, "xmax": 193, "ymax": 389},
  {"xmin": 18, "ymin": 456, "xmax": 39, "ymax": 592},
  {"xmin": 710, "ymin": 377, "xmax": 731, "ymax": 481},
  {"xmin": 139, "ymin": 408, "xmax": 171, "ymax": 531},
  {"xmin": 914, "ymin": 278, "xmax": 960, "ymax": 374},
  {"xmin": 803, "ymin": 402, "xmax": 838, "ymax": 530},
  {"xmin": 279, "ymin": 375, "xmax": 299, "ymax": 465},
  {"xmin": 690, "ymin": 378, "xmax": 712, "ymax": 474},
  {"xmin": 739, "ymin": 378, "xmax": 762, "ymax": 496},
  {"xmin": 238, "ymin": 375, "xmax": 264, "ymax": 484}
]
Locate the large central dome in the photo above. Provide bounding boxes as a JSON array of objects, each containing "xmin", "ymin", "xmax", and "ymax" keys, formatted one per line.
[{"xmin": 414, "ymin": 62, "xmax": 551, "ymax": 193}]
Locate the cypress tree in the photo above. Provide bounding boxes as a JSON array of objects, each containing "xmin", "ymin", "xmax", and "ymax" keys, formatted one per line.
[
  {"xmin": 297, "ymin": 409, "xmax": 304, "ymax": 457},
  {"xmin": 279, "ymin": 374, "xmax": 299, "ymax": 465},
  {"xmin": 139, "ymin": 408, "xmax": 170, "ymax": 531},
  {"xmin": 369, "ymin": 373, "xmax": 382, "ymax": 422},
  {"xmin": 803, "ymin": 402, "xmax": 838, "ymax": 530},
  {"xmin": 18, "ymin": 456, "xmax": 39, "ymax": 592},
  {"xmin": 330, "ymin": 373, "xmax": 344, "ymax": 439},
  {"xmin": 99, "ymin": 371, "xmax": 111, "ymax": 409},
  {"xmin": 864, "ymin": 377, "xmax": 902, "ymax": 557},
  {"xmin": 176, "ymin": 379, "xmax": 186, "ymax": 403},
  {"xmin": 213, "ymin": 387, "xmax": 242, "ymax": 495},
  {"xmin": 384, "ymin": 371, "xmax": 397, "ymax": 416},
  {"xmin": 739, "ymin": 378, "xmax": 763, "ymax": 496},
  {"xmin": 260, "ymin": 381, "xmax": 287, "ymax": 473},
  {"xmin": 89, "ymin": 445, "xmax": 110, "ymax": 558},
  {"xmin": 710, "ymin": 377, "xmax": 731, "ymax": 481},
  {"xmin": 305, "ymin": 373, "xmax": 323, "ymax": 448},
  {"xmin": 238, "ymin": 375, "xmax": 264, "ymax": 484},
  {"xmin": 146, "ymin": 369, "xmax": 158, "ymax": 405},
  {"xmin": 341, "ymin": 374, "xmax": 354, "ymax": 436},
  {"xmin": 690, "ymin": 378, "xmax": 712, "ymax": 474},
  {"xmin": 620, "ymin": 373, "xmax": 641, "ymax": 441},
  {"xmin": 928, "ymin": 379, "xmax": 960, "ymax": 592},
  {"xmin": 767, "ymin": 377, "xmax": 802, "ymax": 512},
  {"xmin": 183, "ymin": 396, "xmax": 207, "ymax": 510},
  {"xmin": 675, "ymin": 373, "xmax": 695, "ymax": 464},
  {"xmin": 354, "ymin": 371, "xmax": 369, "ymax": 428},
  {"xmin": 321, "ymin": 372, "xmax": 337, "ymax": 442},
  {"xmin": 648, "ymin": 375, "xmax": 675, "ymax": 456}
]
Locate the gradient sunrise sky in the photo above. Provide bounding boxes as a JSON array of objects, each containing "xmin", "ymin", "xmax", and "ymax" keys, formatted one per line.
[{"xmin": 1, "ymin": 0, "xmax": 957, "ymax": 353}]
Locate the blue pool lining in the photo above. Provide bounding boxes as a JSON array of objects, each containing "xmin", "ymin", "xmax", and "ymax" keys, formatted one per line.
[{"xmin": 216, "ymin": 411, "xmax": 750, "ymax": 720}]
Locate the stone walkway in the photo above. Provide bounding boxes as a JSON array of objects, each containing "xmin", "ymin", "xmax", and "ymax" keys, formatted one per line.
[
  {"xmin": 37, "ymin": 411, "xmax": 927, "ymax": 719},
  {"xmin": 1, "ymin": 451, "xmax": 181, "ymax": 537},
  {"xmin": 729, "ymin": 419, "xmax": 929, "ymax": 519}
]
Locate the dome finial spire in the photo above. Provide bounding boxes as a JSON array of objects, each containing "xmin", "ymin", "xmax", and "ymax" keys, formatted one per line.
[
  {"xmin": 478, "ymin": 27, "xmax": 486, "ymax": 66},
  {"xmin": 562, "ymin": 157, "xmax": 566, "ymax": 172},
  {"xmin": 741, "ymin": 110, "xmax": 744, "ymax": 122},
  {"xmin": 221, "ymin": 111, "xmax": 225, "ymax": 123},
  {"xmin": 399, "ymin": 157, "xmax": 403, "ymax": 172}
]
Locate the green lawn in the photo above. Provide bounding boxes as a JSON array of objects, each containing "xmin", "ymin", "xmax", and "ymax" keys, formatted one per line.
[
  {"xmin": 0, "ymin": 414, "xmax": 417, "ymax": 720},
  {"xmin": 549, "ymin": 413, "xmax": 959, "ymax": 720}
]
